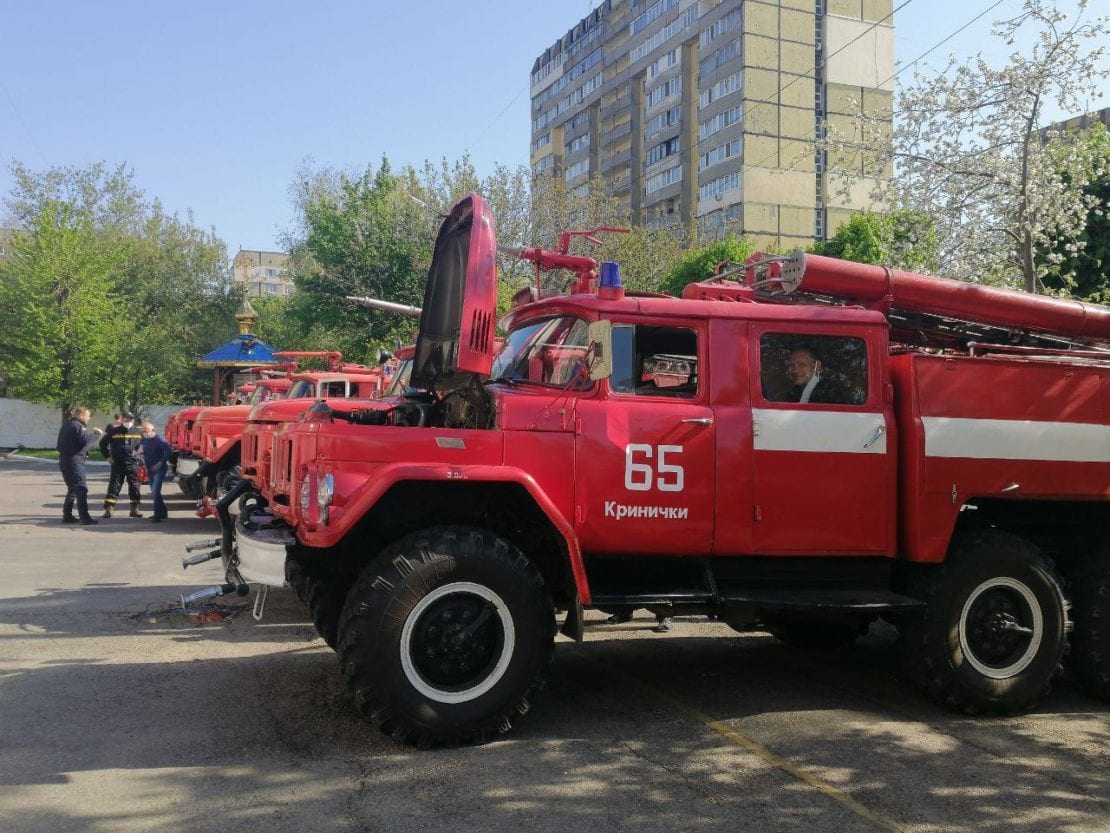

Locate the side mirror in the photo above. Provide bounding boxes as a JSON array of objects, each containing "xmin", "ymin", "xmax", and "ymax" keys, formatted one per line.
[
  {"xmin": 587, "ymin": 319, "xmax": 613, "ymax": 381},
  {"xmin": 377, "ymin": 348, "xmax": 394, "ymax": 365}
]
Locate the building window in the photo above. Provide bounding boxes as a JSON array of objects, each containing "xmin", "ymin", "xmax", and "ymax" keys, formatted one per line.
[
  {"xmin": 565, "ymin": 133, "xmax": 591, "ymax": 155},
  {"xmin": 699, "ymin": 7, "xmax": 741, "ymax": 48},
  {"xmin": 630, "ymin": 0, "xmax": 679, "ymax": 36},
  {"xmin": 532, "ymin": 132, "xmax": 551, "ymax": 152},
  {"xmin": 699, "ymin": 138, "xmax": 741, "ymax": 172},
  {"xmin": 630, "ymin": 6, "xmax": 697, "ymax": 63},
  {"xmin": 646, "ymin": 48, "xmax": 679, "ymax": 79},
  {"xmin": 699, "ymin": 39, "xmax": 741, "ymax": 78},
  {"xmin": 570, "ymin": 110, "xmax": 591, "ymax": 130},
  {"xmin": 645, "ymin": 105, "xmax": 681, "ymax": 137},
  {"xmin": 564, "ymin": 158, "xmax": 590, "ymax": 182},
  {"xmin": 645, "ymin": 164, "xmax": 682, "ymax": 194},
  {"xmin": 532, "ymin": 155, "xmax": 555, "ymax": 176},
  {"xmin": 699, "ymin": 72, "xmax": 741, "ymax": 109},
  {"xmin": 645, "ymin": 136, "xmax": 680, "ymax": 167},
  {"xmin": 644, "ymin": 76, "xmax": 681, "ymax": 110},
  {"xmin": 697, "ymin": 171, "xmax": 739, "ymax": 202},
  {"xmin": 698, "ymin": 105, "xmax": 742, "ymax": 141}
]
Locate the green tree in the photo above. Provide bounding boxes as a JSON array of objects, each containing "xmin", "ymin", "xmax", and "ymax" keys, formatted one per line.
[
  {"xmin": 283, "ymin": 159, "xmax": 428, "ymax": 361},
  {"xmin": 1039, "ymin": 127, "xmax": 1110, "ymax": 302},
  {"xmin": 106, "ymin": 206, "xmax": 235, "ymax": 409},
  {"xmin": 660, "ymin": 236, "xmax": 755, "ymax": 297},
  {"xmin": 810, "ymin": 211, "xmax": 939, "ymax": 272},
  {"xmin": 0, "ymin": 202, "xmax": 128, "ymax": 415},
  {"xmin": 4, "ymin": 161, "xmax": 237, "ymax": 412}
]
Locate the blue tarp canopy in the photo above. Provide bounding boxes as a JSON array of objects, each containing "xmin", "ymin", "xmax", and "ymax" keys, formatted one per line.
[{"xmin": 196, "ymin": 334, "xmax": 279, "ymax": 368}]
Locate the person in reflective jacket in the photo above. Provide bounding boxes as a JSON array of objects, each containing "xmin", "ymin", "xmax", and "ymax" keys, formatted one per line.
[
  {"xmin": 98, "ymin": 410, "xmax": 143, "ymax": 518},
  {"xmin": 139, "ymin": 421, "xmax": 173, "ymax": 523},
  {"xmin": 56, "ymin": 406, "xmax": 104, "ymax": 525}
]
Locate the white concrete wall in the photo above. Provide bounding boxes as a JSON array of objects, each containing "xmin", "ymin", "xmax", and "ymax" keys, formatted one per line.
[
  {"xmin": 824, "ymin": 17, "xmax": 895, "ymax": 91},
  {"xmin": 0, "ymin": 399, "xmax": 183, "ymax": 449}
]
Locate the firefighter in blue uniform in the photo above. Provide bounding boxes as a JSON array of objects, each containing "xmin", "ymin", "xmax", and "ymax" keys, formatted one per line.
[
  {"xmin": 98, "ymin": 410, "xmax": 144, "ymax": 518},
  {"xmin": 56, "ymin": 406, "xmax": 104, "ymax": 525}
]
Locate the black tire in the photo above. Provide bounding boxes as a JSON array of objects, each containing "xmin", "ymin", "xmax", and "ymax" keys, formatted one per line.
[
  {"xmin": 337, "ymin": 525, "xmax": 556, "ymax": 746},
  {"xmin": 285, "ymin": 558, "xmax": 348, "ymax": 649},
  {"xmin": 177, "ymin": 475, "xmax": 198, "ymax": 500},
  {"xmin": 900, "ymin": 529, "xmax": 1069, "ymax": 714},
  {"xmin": 1064, "ymin": 551, "xmax": 1110, "ymax": 701},
  {"xmin": 306, "ymin": 574, "xmax": 348, "ymax": 650},
  {"xmin": 770, "ymin": 619, "xmax": 863, "ymax": 650},
  {"xmin": 286, "ymin": 558, "xmax": 310, "ymax": 605}
]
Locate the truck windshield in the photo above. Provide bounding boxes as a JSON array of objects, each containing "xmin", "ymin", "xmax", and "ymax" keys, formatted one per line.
[
  {"xmin": 385, "ymin": 359, "xmax": 414, "ymax": 396},
  {"xmin": 490, "ymin": 316, "xmax": 592, "ymax": 389},
  {"xmin": 247, "ymin": 385, "xmax": 283, "ymax": 406},
  {"xmin": 287, "ymin": 380, "xmax": 314, "ymax": 399}
]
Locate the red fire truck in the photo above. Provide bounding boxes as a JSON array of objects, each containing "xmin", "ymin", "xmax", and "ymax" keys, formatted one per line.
[
  {"xmin": 190, "ymin": 194, "xmax": 1110, "ymax": 746},
  {"xmin": 175, "ymin": 354, "xmax": 388, "ymax": 502},
  {"xmin": 165, "ymin": 378, "xmax": 291, "ymax": 499}
]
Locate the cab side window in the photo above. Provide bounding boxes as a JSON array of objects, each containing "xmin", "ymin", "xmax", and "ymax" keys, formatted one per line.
[
  {"xmin": 611, "ymin": 325, "xmax": 699, "ymax": 398},
  {"xmin": 320, "ymin": 380, "xmax": 349, "ymax": 398},
  {"xmin": 760, "ymin": 333, "xmax": 868, "ymax": 405}
]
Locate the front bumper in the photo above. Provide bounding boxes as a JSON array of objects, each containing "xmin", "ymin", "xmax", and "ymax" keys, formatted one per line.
[
  {"xmin": 176, "ymin": 456, "xmax": 202, "ymax": 478},
  {"xmin": 235, "ymin": 513, "xmax": 294, "ymax": 587}
]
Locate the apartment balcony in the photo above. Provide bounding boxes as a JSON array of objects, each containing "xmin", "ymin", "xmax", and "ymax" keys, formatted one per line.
[
  {"xmin": 600, "ymin": 147, "xmax": 633, "ymax": 173},
  {"xmin": 600, "ymin": 94, "xmax": 633, "ymax": 120},
  {"xmin": 600, "ymin": 119, "xmax": 632, "ymax": 147}
]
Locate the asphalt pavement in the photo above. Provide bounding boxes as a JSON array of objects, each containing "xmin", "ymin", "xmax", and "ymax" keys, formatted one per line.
[{"xmin": 0, "ymin": 457, "xmax": 1107, "ymax": 833}]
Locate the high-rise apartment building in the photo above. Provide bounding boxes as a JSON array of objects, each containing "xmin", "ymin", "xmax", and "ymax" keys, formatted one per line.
[
  {"xmin": 232, "ymin": 249, "xmax": 294, "ymax": 298},
  {"xmin": 529, "ymin": 0, "xmax": 894, "ymax": 249}
]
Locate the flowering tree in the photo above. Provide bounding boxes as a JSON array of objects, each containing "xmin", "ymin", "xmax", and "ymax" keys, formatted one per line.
[{"xmin": 830, "ymin": 0, "xmax": 1108, "ymax": 291}]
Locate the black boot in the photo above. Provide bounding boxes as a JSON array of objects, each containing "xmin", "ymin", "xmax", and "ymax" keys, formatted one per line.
[
  {"xmin": 102, "ymin": 506, "xmax": 112, "ymax": 519},
  {"xmin": 62, "ymin": 497, "xmax": 77, "ymax": 523},
  {"xmin": 129, "ymin": 503, "xmax": 143, "ymax": 518}
]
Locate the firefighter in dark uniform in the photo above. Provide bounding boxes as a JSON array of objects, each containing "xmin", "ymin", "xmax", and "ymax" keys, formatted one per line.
[
  {"xmin": 99, "ymin": 410, "xmax": 144, "ymax": 518},
  {"xmin": 56, "ymin": 406, "xmax": 104, "ymax": 525}
]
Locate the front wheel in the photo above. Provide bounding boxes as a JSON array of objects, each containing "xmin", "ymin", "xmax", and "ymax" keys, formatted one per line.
[
  {"xmin": 900, "ymin": 530, "xmax": 1069, "ymax": 714},
  {"xmin": 337, "ymin": 526, "xmax": 555, "ymax": 746}
]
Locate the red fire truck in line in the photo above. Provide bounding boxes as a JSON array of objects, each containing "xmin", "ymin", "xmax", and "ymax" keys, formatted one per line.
[
  {"xmin": 189, "ymin": 194, "xmax": 1110, "ymax": 746},
  {"xmin": 174, "ymin": 353, "xmax": 389, "ymax": 502},
  {"xmin": 165, "ymin": 377, "xmax": 292, "ymax": 499}
]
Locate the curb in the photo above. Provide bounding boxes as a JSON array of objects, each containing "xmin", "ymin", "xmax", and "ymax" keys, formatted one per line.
[{"xmin": 6, "ymin": 453, "xmax": 111, "ymax": 467}]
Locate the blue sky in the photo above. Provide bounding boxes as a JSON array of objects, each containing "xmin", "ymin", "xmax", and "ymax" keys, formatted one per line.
[{"xmin": 0, "ymin": 0, "xmax": 1103, "ymax": 254}]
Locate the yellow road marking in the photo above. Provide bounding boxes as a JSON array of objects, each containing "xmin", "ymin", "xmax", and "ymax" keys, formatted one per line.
[{"xmin": 609, "ymin": 664, "xmax": 910, "ymax": 833}]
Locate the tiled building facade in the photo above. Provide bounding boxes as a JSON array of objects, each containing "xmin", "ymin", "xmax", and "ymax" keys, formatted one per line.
[{"xmin": 529, "ymin": 0, "xmax": 894, "ymax": 249}]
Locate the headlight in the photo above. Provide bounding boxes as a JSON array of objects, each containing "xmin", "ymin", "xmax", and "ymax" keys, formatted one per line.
[
  {"xmin": 299, "ymin": 473, "xmax": 312, "ymax": 514},
  {"xmin": 318, "ymin": 473, "xmax": 335, "ymax": 525}
]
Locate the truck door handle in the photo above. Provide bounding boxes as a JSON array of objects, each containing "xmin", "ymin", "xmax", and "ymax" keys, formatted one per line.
[
  {"xmin": 682, "ymin": 417, "xmax": 714, "ymax": 426},
  {"xmin": 864, "ymin": 424, "xmax": 886, "ymax": 448}
]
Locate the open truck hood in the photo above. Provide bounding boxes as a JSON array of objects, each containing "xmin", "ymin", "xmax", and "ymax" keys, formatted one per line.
[{"xmin": 411, "ymin": 193, "xmax": 498, "ymax": 391}]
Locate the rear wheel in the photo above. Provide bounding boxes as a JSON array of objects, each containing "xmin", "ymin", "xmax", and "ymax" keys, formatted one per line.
[
  {"xmin": 337, "ymin": 526, "xmax": 555, "ymax": 746},
  {"xmin": 1064, "ymin": 551, "xmax": 1110, "ymax": 701},
  {"xmin": 901, "ymin": 530, "xmax": 1068, "ymax": 714}
]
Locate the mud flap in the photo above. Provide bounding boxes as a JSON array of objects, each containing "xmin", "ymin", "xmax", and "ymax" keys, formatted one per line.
[{"xmin": 560, "ymin": 595, "xmax": 584, "ymax": 642}]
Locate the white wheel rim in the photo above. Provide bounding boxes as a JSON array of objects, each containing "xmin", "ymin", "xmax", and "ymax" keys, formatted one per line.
[
  {"xmin": 958, "ymin": 576, "xmax": 1043, "ymax": 679},
  {"xmin": 400, "ymin": 581, "xmax": 515, "ymax": 704}
]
